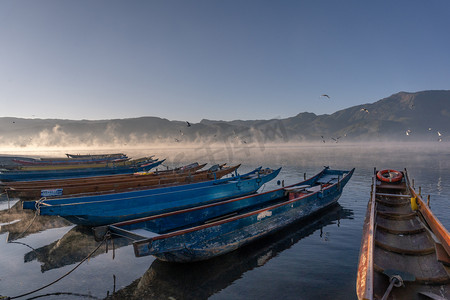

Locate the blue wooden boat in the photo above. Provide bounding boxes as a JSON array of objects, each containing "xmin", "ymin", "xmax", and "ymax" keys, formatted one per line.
[
  {"xmin": 34, "ymin": 167, "xmax": 281, "ymax": 226},
  {"xmin": 23, "ymin": 165, "xmax": 247, "ymax": 210},
  {"xmin": 0, "ymin": 159, "xmax": 164, "ymax": 182},
  {"xmin": 94, "ymin": 167, "xmax": 354, "ymax": 262}
]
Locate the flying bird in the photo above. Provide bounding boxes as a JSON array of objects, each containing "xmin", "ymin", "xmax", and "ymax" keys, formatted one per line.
[
  {"xmin": 438, "ymin": 131, "xmax": 442, "ymax": 137},
  {"xmin": 360, "ymin": 108, "xmax": 369, "ymax": 113},
  {"xmin": 320, "ymin": 94, "xmax": 330, "ymax": 99}
]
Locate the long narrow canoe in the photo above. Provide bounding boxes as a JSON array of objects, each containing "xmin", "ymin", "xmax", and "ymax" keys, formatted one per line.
[
  {"xmin": 7, "ymin": 164, "xmax": 233, "ymax": 200},
  {"xmin": 12, "ymin": 154, "xmax": 129, "ymax": 165},
  {"xmin": 65, "ymin": 153, "xmax": 126, "ymax": 159},
  {"xmin": 34, "ymin": 167, "xmax": 280, "ymax": 226},
  {"xmin": 0, "ymin": 159, "xmax": 164, "ymax": 182},
  {"xmin": 3, "ymin": 162, "xmax": 205, "ymax": 189},
  {"xmin": 10, "ymin": 156, "xmax": 152, "ymax": 171},
  {"xmin": 95, "ymin": 167, "xmax": 354, "ymax": 262},
  {"xmin": 23, "ymin": 166, "xmax": 250, "ymax": 211},
  {"xmin": 356, "ymin": 169, "xmax": 450, "ymax": 300}
]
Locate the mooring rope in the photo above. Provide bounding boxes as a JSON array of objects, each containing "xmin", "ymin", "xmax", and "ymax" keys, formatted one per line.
[
  {"xmin": 9, "ymin": 213, "xmax": 38, "ymax": 242},
  {"xmin": 21, "ymin": 291, "xmax": 100, "ymax": 300},
  {"xmin": 6, "ymin": 240, "xmax": 36, "ymax": 252},
  {"xmin": 7, "ymin": 198, "xmax": 45, "ymax": 243},
  {"xmin": 6, "ymin": 237, "xmax": 109, "ymax": 300}
]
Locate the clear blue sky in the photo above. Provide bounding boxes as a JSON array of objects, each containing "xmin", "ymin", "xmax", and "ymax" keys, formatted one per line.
[{"xmin": 1, "ymin": 1, "xmax": 449, "ymax": 122}]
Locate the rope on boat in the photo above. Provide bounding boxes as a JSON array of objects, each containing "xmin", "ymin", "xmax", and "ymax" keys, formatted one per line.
[
  {"xmin": 6, "ymin": 236, "xmax": 109, "ymax": 300},
  {"xmin": 105, "ymin": 232, "xmax": 116, "ymax": 260}
]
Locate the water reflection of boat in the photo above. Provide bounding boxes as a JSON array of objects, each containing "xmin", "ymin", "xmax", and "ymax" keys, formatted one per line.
[
  {"xmin": 105, "ymin": 204, "xmax": 353, "ymax": 300},
  {"xmin": 0, "ymin": 200, "xmax": 71, "ymax": 241},
  {"xmin": 23, "ymin": 226, "xmax": 131, "ymax": 273}
]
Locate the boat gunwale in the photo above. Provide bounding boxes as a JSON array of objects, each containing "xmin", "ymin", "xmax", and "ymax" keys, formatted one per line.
[
  {"xmin": 4, "ymin": 163, "xmax": 209, "ymax": 189},
  {"xmin": 39, "ymin": 168, "xmax": 274, "ymax": 213},
  {"xmin": 10, "ymin": 164, "xmax": 235, "ymax": 199},
  {"xmin": 406, "ymin": 169, "xmax": 450, "ymax": 259},
  {"xmin": 110, "ymin": 167, "xmax": 328, "ymax": 228},
  {"xmin": 132, "ymin": 168, "xmax": 354, "ymax": 244}
]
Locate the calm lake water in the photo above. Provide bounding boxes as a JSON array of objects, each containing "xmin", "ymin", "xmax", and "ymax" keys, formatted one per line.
[{"xmin": 1, "ymin": 143, "xmax": 449, "ymax": 300}]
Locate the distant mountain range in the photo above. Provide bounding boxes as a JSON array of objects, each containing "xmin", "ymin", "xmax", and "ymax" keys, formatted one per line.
[{"xmin": 1, "ymin": 90, "xmax": 449, "ymax": 147}]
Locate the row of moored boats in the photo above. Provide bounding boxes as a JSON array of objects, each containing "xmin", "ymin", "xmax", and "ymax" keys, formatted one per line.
[{"xmin": 0, "ymin": 153, "xmax": 448, "ymax": 299}]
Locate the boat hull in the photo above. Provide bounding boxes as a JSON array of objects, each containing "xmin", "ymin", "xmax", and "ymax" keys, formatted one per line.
[
  {"xmin": 38, "ymin": 168, "xmax": 280, "ymax": 226},
  {"xmin": 105, "ymin": 168, "xmax": 354, "ymax": 262},
  {"xmin": 145, "ymin": 191, "xmax": 344, "ymax": 262},
  {"xmin": 8, "ymin": 164, "xmax": 233, "ymax": 200},
  {"xmin": 0, "ymin": 160, "xmax": 164, "ymax": 182},
  {"xmin": 356, "ymin": 169, "xmax": 450, "ymax": 300}
]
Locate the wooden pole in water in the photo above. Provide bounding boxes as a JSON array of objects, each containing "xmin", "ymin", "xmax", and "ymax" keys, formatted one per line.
[{"xmin": 427, "ymin": 195, "xmax": 430, "ymax": 208}]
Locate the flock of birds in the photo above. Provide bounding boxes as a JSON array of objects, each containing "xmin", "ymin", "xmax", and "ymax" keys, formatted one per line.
[
  {"xmin": 321, "ymin": 94, "xmax": 445, "ymax": 142},
  {"xmin": 405, "ymin": 128, "xmax": 444, "ymax": 142},
  {"xmin": 175, "ymin": 94, "xmax": 446, "ymax": 144},
  {"xmin": 8, "ymin": 95, "xmax": 446, "ymax": 144}
]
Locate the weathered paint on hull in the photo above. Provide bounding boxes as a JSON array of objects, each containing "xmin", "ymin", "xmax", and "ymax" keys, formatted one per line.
[
  {"xmin": 23, "ymin": 166, "xmax": 248, "ymax": 210},
  {"xmin": 40, "ymin": 168, "xmax": 280, "ymax": 226},
  {"xmin": 0, "ymin": 160, "xmax": 164, "ymax": 182},
  {"xmin": 12, "ymin": 164, "xmax": 233, "ymax": 200},
  {"xmin": 134, "ymin": 168, "xmax": 354, "ymax": 262},
  {"xmin": 96, "ymin": 169, "xmax": 326, "ymax": 237}
]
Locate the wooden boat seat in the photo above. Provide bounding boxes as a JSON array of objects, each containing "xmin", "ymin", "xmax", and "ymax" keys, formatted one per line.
[
  {"xmin": 376, "ymin": 215, "xmax": 425, "ymax": 235},
  {"xmin": 316, "ymin": 175, "xmax": 339, "ymax": 184},
  {"xmin": 306, "ymin": 185, "xmax": 322, "ymax": 193},
  {"xmin": 377, "ymin": 210, "xmax": 417, "ymax": 220},
  {"xmin": 284, "ymin": 185, "xmax": 310, "ymax": 193},
  {"xmin": 375, "ymin": 228, "xmax": 435, "ymax": 255},
  {"xmin": 374, "ymin": 247, "xmax": 450, "ymax": 284},
  {"xmin": 376, "ymin": 181, "xmax": 407, "ymax": 190},
  {"xmin": 375, "ymin": 197, "xmax": 410, "ymax": 208},
  {"xmin": 376, "ymin": 201, "xmax": 413, "ymax": 216},
  {"xmin": 129, "ymin": 229, "xmax": 160, "ymax": 239}
]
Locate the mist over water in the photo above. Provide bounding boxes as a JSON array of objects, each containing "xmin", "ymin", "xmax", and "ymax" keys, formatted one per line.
[{"xmin": 0, "ymin": 143, "xmax": 449, "ymax": 299}]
